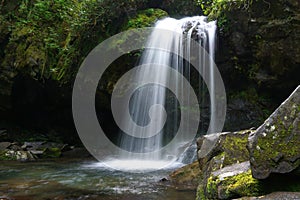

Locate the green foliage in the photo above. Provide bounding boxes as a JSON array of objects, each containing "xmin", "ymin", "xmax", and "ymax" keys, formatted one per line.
[
  {"xmin": 196, "ymin": 0, "xmax": 254, "ymax": 18},
  {"xmin": 125, "ymin": 8, "xmax": 168, "ymax": 29},
  {"xmin": 4, "ymin": 0, "xmax": 98, "ymax": 82},
  {"xmin": 1, "ymin": 0, "xmax": 152, "ymax": 83}
]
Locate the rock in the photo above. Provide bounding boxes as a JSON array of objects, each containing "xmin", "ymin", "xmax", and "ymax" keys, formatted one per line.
[
  {"xmin": 16, "ymin": 150, "xmax": 35, "ymax": 161},
  {"xmin": 248, "ymin": 85, "xmax": 300, "ymax": 179},
  {"xmin": 230, "ymin": 32, "xmax": 246, "ymax": 56},
  {"xmin": 196, "ymin": 130, "xmax": 253, "ymax": 199},
  {"xmin": 0, "ymin": 142, "xmax": 11, "ymax": 150},
  {"xmin": 4, "ymin": 150, "xmax": 35, "ymax": 161},
  {"xmin": 197, "ymin": 130, "xmax": 252, "ymax": 176},
  {"xmin": 197, "ymin": 161, "xmax": 263, "ymax": 200},
  {"xmin": 61, "ymin": 147, "xmax": 91, "ymax": 158},
  {"xmin": 159, "ymin": 177, "xmax": 168, "ymax": 182},
  {"xmin": 21, "ymin": 141, "xmax": 45, "ymax": 150},
  {"xmin": 21, "ymin": 141, "xmax": 67, "ymax": 158},
  {"xmin": 42, "ymin": 147, "xmax": 61, "ymax": 158},
  {"xmin": 9, "ymin": 143, "xmax": 22, "ymax": 151},
  {"xmin": 234, "ymin": 192, "xmax": 300, "ymax": 200},
  {"xmin": 176, "ymin": 142, "xmax": 198, "ymax": 164},
  {"xmin": 169, "ymin": 161, "xmax": 200, "ymax": 190},
  {"xmin": 29, "ymin": 150, "xmax": 45, "ymax": 155},
  {"xmin": 206, "ymin": 0, "xmax": 300, "ymax": 131},
  {"xmin": 211, "ymin": 161, "xmax": 250, "ymax": 180}
]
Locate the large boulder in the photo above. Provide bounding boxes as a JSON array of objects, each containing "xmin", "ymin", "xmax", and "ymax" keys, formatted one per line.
[
  {"xmin": 198, "ymin": 161, "xmax": 263, "ymax": 200},
  {"xmin": 196, "ymin": 130, "xmax": 253, "ymax": 199},
  {"xmin": 248, "ymin": 85, "xmax": 300, "ymax": 179}
]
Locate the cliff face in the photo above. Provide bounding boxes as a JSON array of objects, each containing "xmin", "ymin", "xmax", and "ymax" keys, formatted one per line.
[{"xmin": 208, "ymin": 0, "xmax": 300, "ymax": 130}]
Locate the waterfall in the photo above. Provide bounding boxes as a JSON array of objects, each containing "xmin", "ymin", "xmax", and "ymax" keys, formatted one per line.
[{"xmin": 115, "ymin": 16, "xmax": 217, "ymax": 170}]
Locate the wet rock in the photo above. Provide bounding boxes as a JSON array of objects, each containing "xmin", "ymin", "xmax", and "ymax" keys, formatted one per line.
[
  {"xmin": 21, "ymin": 141, "xmax": 45, "ymax": 150},
  {"xmin": 16, "ymin": 150, "xmax": 35, "ymax": 161},
  {"xmin": 0, "ymin": 142, "xmax": 11, "ymax": 150},
  {"xmin": 159, "ymin": 177, "xmax": 168, "ymax": 182},
  {"xmin": 29, "ymin": 150, "xmax": 44, "ymax": 155},
  {"xmin": 61, "ymin": 147, "xmax": 91, "ymax": 158},
  {"xmin": 169, "ymin": 161, "xmax": 200, "ymax": 190},
  {"xmin": 42, "ymin": 147, "xmax": 61, "ymax": 158},
  {"xmin": 176, "ymin": 142, "xmax": 198, "ymax": 164},
  {"xmin": 21, "ymin": 141, "xmax": 67, "ymax": 158},
  {"xmin": 248, "ymin": 86, "xmax": 300, "ymax": 179},
  {"xmin": 4, "ymin": 150, "xmax": 35, "ymax": 161}
]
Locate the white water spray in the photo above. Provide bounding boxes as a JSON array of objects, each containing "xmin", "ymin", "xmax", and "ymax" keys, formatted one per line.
[{"xmin": 112, "ymin": 16, "xmax": 217, "ymax": 171}]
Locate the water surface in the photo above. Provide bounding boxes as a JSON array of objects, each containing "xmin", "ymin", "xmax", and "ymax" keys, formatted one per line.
[{"xmin": 0, "ymin": 159, "xmax": 195, "ymax": 200}]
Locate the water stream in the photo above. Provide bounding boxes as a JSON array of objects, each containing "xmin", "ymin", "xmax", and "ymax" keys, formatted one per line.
[
  {"xmin": 0, "ymin": 160, "xmax": 195, "ymax": 200},
  {"xmin": 116, "ymin": 16, "xmax": 216, "ymax": 168}
]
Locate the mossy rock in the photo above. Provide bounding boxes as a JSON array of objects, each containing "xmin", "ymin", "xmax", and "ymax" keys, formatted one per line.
[
  {"xmin": 197, "ymin": 130, "xmax": 252, "ymax": 173},
  {"xmin": 206, "ymin": 169, "xmax": 262, "ymax": 199},
  {"xmin": 41, "ymin": 147, "xmax": 61, "ymax": 158},
  {"xmin": 197, "ymin": 130, "xmax": 253, "ymax": 199},
  {"xmin": 197, "ymin": 162, "xmax": 264, "ymax": 200},
  {"xmin": 248, "ymin": 86, "xmax": 300, "ymax": 179}
]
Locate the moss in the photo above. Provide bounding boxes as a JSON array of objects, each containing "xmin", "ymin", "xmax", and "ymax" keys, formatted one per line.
[
  {"xmin": 197, "ymin": 0, "xmax": 253, "ymax": 22},
  {"xmin": 203, "ymin": 166, "xmax": 300, "ymax": 199},
  {"xmin": 124, "ymin": 8, "xmax": 168, "ymax": 30},
  {"xmin": 253, "ymin": 105, "xmax": 300, "ymax": 164},
  {"xmin": 206, "ymin": 175, "xmax": 220, "ymax": 198},
  {"xmin": 205, "ymin": 170, "xmax": 263, "ymax": 199},
  {"xmin": 196, "ymin": 184, "xmax": 206, "ymax": 200},
  {"xmin": 222, "ymin": 170, "xmax": 262, "ymax": 197},
  {"xmin": 41, "ymin": 147, "xmax": 61, "ymax": 158},
  {"xmin": 222, "ymin": 132, "xmax": 249, "ymax": 165}
]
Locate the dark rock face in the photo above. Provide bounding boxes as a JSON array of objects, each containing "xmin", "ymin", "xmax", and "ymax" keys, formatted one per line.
[
  {"xmin": 214, "ymin": 0, "xmax": 300, "ymax": 131},
  {"xmin": 248, "ymin": 85, "xmax": 300, "ymax": 179}
]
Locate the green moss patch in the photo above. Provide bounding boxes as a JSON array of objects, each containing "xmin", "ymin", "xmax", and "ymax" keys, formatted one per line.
[
  {"xmin": 124, "ymin": 8, "xmax": 168, "ymax": 30},
  {"xmin": 204, "ymin": 170, "xmax": 263, "ymax": 199}
]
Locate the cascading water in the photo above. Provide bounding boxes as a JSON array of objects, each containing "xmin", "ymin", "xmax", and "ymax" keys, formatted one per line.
[{"xmin": 114, "ymin": 16, "xmax": 217, "ymax": 170}]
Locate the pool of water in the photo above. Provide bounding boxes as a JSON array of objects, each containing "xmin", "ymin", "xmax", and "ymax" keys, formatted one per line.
[{"xmin": 0, "ymin": 159, "xmax": 196, "ymax": 200}]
